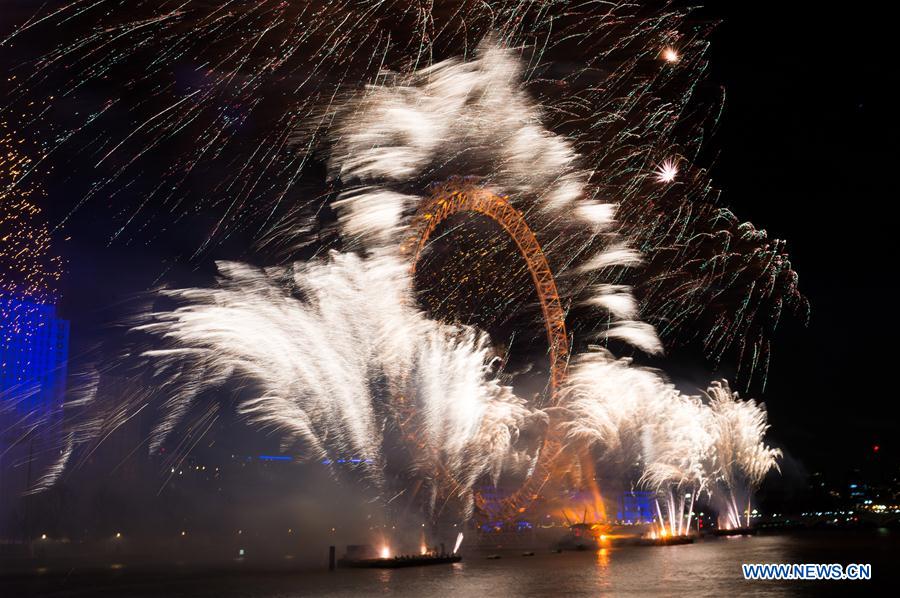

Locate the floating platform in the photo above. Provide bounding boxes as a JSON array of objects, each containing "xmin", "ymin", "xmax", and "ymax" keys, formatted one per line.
[
  {"xmin": 713, "ymin": 527, "xmax": 757, "ymax": 537},
  {"xmin": 339, "ymin": 554, "xmax": 462, "ymax": 568},
  {"xmin": 637, "ymin": 535, "xmax": 695, "ymax": 546}
]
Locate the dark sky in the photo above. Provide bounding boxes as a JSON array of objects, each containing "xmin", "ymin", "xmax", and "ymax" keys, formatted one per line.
[
  {"xmin": 9, "ymin": 2, "xmax": 897, "ymax": 482},
  {"xmin": 698, "ymin": 1, "xmax": 899, "ymax": 476}
]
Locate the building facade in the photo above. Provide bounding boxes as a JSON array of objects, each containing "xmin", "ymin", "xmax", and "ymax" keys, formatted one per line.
[{"xmin": 1, "ymin": 297, "xmax": 69, "ymax": 414}]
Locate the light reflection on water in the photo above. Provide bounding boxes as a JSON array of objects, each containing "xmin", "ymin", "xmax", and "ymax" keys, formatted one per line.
[
  {"xmin": 8, "ymin": 531, "xmax": 898, "ymax": 597},
  {"xmin": 593, "ymin": 546, "xmax": 612, "ymax": 594}
]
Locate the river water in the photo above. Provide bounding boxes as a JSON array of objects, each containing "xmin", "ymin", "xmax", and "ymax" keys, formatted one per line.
[{"xmin": 4, "ymin": 530, "xmax": 898, "ymax": 597}]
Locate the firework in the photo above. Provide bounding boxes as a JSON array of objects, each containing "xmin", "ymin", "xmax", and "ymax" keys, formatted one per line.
[
  {"xmin": 559, "ymin": 350, "xmax": 779, "ymax": 535},
  {"xmin": 0, "ymin": 119, "xmax": 61, "ymax": 302},
  {"xmin": 51, "ymin": 252, "xmax": 534, "ymax": 519},
  {"xmin": 1, "ymin": 118, "xmax": 64, "ymax": 435},
  {"xmin": 325, "ymin": 44, "xmax": 655, "ymax": 356},
  {"xmin": 6, "ymin": 3, "xmax": 797, "ymax": 529},
  {"xmin": 654, "ymin": 159, "xmax": 679, "ymax": 183},
  {"xmin": 704, "ymin": 380, "xmax": 781, "ymax": 529},
  {"xmin": 558, "ymin": 349, "xmax": 707, "ymax": 535},
  {"xmin": 661, "ymin": 47, "xmax": 681, "ymax": 63},
  {"xmin": 1, "ymin": 1, "xmax": 806, "ymax": 385}
]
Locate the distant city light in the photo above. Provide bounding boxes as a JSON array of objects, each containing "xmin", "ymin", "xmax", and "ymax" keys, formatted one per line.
[{"xmin": 258, "ymin": 455, "xmax": 292, "ymax": 461}]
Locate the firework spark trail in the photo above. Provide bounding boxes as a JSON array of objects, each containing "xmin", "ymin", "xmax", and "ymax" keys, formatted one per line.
[
  {"xmin": 326, "ymin": 43, "xmax": 659, "ymax": 354},
  {"xmin": 0, "ymin": 368, "xmax": 100, "ymax": 494},
  {"xmin": 128, "ymin": 251, "xmax": 533, "ymax": 518},
  {"xmin": 1, "ymin": 1, "xmax": 806, "ymax": 384},
  {"xmin": 0, "ymin": 119, "xmax": 62, "ymax": 304},
  {"xmin": 1, "ymin": 118, "xmax": 65, "ymax": 446},
  {"xmin": 4, "ymin": 2, "xmax": 796, "ymax": 524},
  {"xmin": 558, "ymin": 348, "xmax": 709, "ymax": 534},
  {"xmin": 704, "ymin": 380, "xmax": 782, "ymax": 528},
  {"xmin": 559, "ymin": 350, "xmax": 780, "ymax": 534}
]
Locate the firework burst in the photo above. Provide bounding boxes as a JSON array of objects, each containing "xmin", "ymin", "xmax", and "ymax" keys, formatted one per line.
[
  {"xmin": 1, "ymin": 117, "xmax": 63, "ymax": 392},
  {"xmin": 558, "ymin": 351, "xmax": 779, "ymax": 535},
  {"xmin": 704, "ymin": 380, "xmax": 782, "ymax": 528},
  {"xmin": 0, "ymin": 120, "xmax": 61, "ymax": 302},
  {"xmin": 654, "ymin": 159, "xmax": 679, "ymax": 183},
  {"xmin": 4, "ymin": 2, "xmax": 798, "ymax": 527},
  {"xmin": 0, "ymin": 1, "xmax": 806, "ymax": 385}
]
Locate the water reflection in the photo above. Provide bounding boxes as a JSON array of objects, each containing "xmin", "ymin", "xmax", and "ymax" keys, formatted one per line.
[
  {"xmin": 593, "ymin": 546, "xmax": 612, "ymax": 593},
  {"xmin": 7, "ymin": 532, "xmax": 897, "ymax": 597}
]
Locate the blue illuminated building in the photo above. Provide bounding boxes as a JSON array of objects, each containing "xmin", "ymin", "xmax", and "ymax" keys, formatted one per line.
[
  {"xmin": 616, "ymin": 491, "xmax": 655, "ymax": 523},
  {"xmin": 0, "ymin": 297, "xmax": 69, "ymax": 414}
]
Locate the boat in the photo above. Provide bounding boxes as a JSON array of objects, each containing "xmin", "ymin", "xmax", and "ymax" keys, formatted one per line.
[
  {"xmin": 636, "ymin": 535, "xmax": 694, "ymax": 546},
  {"xmin": 339, "ymin": 554, "xmax": 462, "ymax": 568},
  {"xmin": 713, "ymin": 527, "xmax": 757, "ymax": 537},
  {"xmin": 555, "ymin": 523, "xmax": 600, "ymax": 551},
  {"xmin": 337, "ymin": 544, "xmax": 462, "ymax": 568}
]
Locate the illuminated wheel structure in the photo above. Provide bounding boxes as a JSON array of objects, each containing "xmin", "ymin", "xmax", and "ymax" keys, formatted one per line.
[{"xmin": 402, "ymin": 178, "xmax": 569, "ymax": 519}]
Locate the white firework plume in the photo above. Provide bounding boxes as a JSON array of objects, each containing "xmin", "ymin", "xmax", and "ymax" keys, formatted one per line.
[
  {"xmin": 560, "ymin": 351, "xmax": 779, "ymax": 535},
  {"xmin": 558, "ymin": 348, "xmax": 712, "ymax": 535},
  {"xmin": 3, "ymin": 4, "xmax": 800, "ymax": 539},
  {"xmin": 330, "ymin": 44, "xmax": 597, "ymax": 219},
  {"xmin": 558, "ymin": 348, "xmax": 667, "ymax": 467},
  {"xmin": 26, "ymin": 43, "xmax": 654, "ymax": 521},
  {"xmin": 639, "ymin": 394, "xmax": 713, "ymax": 536},
  {"xmin": 324, "ymin": 43, "xmax": 661, "ymax": 354},
  {"xmin": 704, "ymin": 380, "xmax": 782, "ymax": 529},
  {"xmin": 134, "ymin": 251, "xmax": 533, "ymax": 519},
  {"xmin": 2, "ymin": 1, "xmax": 806, "ymax": 391}
]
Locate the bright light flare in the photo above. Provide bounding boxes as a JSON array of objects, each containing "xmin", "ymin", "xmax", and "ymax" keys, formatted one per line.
[
  {"xmin": 662, "ymin": 47, "xmax": 680, "ymax": 63},
  {"xmin": 134, "ymin": 252, "xmax": 533, "ymax": 521},
  {"xmin": 655, "ymin": 159, "xmax": 678, "ymax": 183},
  {"xmin": 453, "ymin": 532, "xmax": 464, "ymax": 554},
  {"xmin": 380, "ymin": 545, "xmax": 391, "ymax": 559}
]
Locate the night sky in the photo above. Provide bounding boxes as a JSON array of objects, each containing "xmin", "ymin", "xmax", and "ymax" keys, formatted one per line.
[
  {"xmin": 698, "ymin": 1, "xmax": 899, "ymax": 477},
  {"xmin": 7, "ymin": 2, "xmax": 898, "ymax": 486}
]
